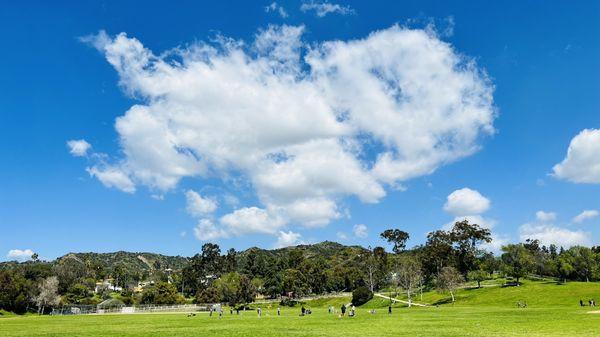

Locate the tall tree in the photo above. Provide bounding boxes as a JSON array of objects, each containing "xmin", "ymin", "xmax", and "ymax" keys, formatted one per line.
[
  {"xmin": 34, "ymin": 276, "xmax": 60, "ymax": 314},
  {"xmin": 380, "ymin": 229, "xmax": 410, "ymax": 254},
  {"xmin": 501, "ymin": 244, "xmax": 534, "ymax": 284},
  {"xmin": 449, "ymin": 220, "xmax": 491, "ymax": 276},
  {"xmin": 394, "ymin": 255, "xmax": 422, "ymax": 307},
  {"xmin": 436, "ymin": 266, "xmax": 463, "ymax": 303}
]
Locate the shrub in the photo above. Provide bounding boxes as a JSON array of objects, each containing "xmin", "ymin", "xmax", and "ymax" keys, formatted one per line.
[{"xmin": 351, "ymin": 286, "xmax": 373, "ymax": 306}]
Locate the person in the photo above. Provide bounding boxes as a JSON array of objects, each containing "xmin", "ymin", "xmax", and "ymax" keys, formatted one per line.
[
  {"xmin": 301, "ymin": 305, "xmax": 306, "ymax": 316},
  {"xmin": 258, "ymin": 307, "xmax": 262, "ymax": 317},
  {"xmin": 209, "ymin": 307, "xmax": 213, "ymax": 317},
  {"xmin": 341, "ymin": 304, "xmax": 346, "ymax": 317},
  {"xmin": 277, "ymin": 307, "xmax": 281, "ymax": 316},
  {"xmin": 230, "ymin": 308, "xmax": 233, "ymax": 315},
  {"xmin": 236, "ymin": 307, "xmax": 240, "ymax": 315},
  {"xmin": 328, "ymin": 305, "xmax": 332, "ymax": 314},
  {"xmin": 388, "ymin": 305, "xmax": 392, "ymax": 314},
  {"xmin": 351, "ymin": 305, "xmax": 356, "ymax": 317},
  {"xmin": 580, "ymin": 299, "xmax": 585, "ymax": 307}
]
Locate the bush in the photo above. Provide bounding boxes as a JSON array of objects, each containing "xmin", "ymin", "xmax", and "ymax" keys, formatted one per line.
[{"xmin": 351, "ymin": 286, "xmax": 373, "ymax": 306}]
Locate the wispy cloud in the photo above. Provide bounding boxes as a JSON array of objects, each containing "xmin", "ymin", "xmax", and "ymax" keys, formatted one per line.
[
  {"xmin": 300, "ymin": 1, "xmax": 355, "ymax": 17},
  {"xmin": 265, "ymin": 2, "xmax": 288, "ymax": 18}
]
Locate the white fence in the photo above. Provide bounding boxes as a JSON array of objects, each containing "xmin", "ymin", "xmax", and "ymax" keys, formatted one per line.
[{"xmin": 52, "ymin": 304, "xmax": 210, "ymax": 315}]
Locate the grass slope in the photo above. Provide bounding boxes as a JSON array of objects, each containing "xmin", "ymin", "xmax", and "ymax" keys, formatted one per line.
[{"xmin": 1, "ymin": 280, "xmax": 599, "ymax": 336}]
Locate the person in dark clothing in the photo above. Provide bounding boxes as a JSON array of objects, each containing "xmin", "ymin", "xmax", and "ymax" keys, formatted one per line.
[
  {"xmin": 301, "ymin": 306, "xmax": 306, "ymax": 316},
  {"xmin": 341, "ymin": 304, "xmax": 346, "ymax": 316},
  {"xmin": 388, "ymin": 305, "xmax": 392, "ymax": 314},
  {"xmin": 580, "ymin": 299, "xmax": 585, "ymax": 307}
]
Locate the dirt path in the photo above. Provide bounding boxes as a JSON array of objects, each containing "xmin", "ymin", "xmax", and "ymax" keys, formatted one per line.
[{"xmin": 374, "ymin": 293, "xmax": 430, "ymax": 307}]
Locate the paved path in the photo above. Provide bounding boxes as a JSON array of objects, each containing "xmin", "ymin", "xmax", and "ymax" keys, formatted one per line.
[{"xmin": 374, "ymin": 293, "xmax": 430, "ymax": 307}]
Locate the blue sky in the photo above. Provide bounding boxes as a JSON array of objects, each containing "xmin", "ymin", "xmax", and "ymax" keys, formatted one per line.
[{"xmin": 1, "ymin": 1, "xmax": 599, "ymax": 261}]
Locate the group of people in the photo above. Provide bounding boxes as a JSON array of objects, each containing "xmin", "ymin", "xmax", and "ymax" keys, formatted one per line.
[
  {"xmin": 580, "ymin": 299, "xmax": 596, "ymax": 307},
  {"xmin": 201, "ymin": 301, "xmax": 397, "ymax": 318},
  {"xmin": 300, "ymin": 305, "xmax": 312, "ymax": 316},
  {"xmin": 338, "ymin": 304, "xmax": 356, "ymax": 317}
]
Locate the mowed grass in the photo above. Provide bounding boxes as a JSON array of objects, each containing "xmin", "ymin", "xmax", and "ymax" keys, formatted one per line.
[{"xmin": 2, "ymin": 280, "xmax": 600, "ymax": 337}]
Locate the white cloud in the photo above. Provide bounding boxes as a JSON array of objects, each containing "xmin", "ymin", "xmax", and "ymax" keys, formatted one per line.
[
  {"xmin": 443, "ymin": 188, "xmax": 490, "ymax": 216},
  {"xmin": 535, "ymin": 210, "xmax": 557, "ymax": 222},
  {"xmin": 300, "ymin": 1, "xmax": 354, "ymax": 17},
  {"xmin": 553, "ymin": 129, "xmax": 600, "ymax": 183},
  {"xmin": 265, "ymin": 2, "xmax": 288, "ymax": 18},
  {"xmin": 86, "ymin": 165, "xmax": 136, "ymax": 193},
  {"xmin": 336, "ymin": 231, "xmax": 348, "ymax": 240},
  {"xmin": 79, "ymin": 25, "xmax": 495, "ymax": 236},
  {"xmin": 219, "ymin": 206, "xmax": 285, "ymax": 235},
  {"xmin": 185, "ymin": 190, "xmax": 218, "ymax": 216},
  {"xmin": 353, "ymin": 224, "xmax": 368, "ymax": 238},
  {"xmin": 7, "ymin": 249, "xmax": 34, "ymax": 262},
  {"xmin": 519, "ymin": 223, "xmax": 589, "ymax": 247},
  {"xmin": 194, "ymin": 219, "xmax": 228, "ymax": 241},
  {"xmin": 275, "ymin": 230, "xmax": 303, "ymax": 248},
  {"xmin": 67, "ymin": 139, "xmax": 91, "ymax": 157},
  {"xmin": 572, "ymin": 210, "xmax": 599, "ymax": 224}
]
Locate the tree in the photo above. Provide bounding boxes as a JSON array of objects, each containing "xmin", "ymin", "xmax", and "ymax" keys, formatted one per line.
[
  {"xmin": 0, "ymin": 270, "xmax": 33, "ymax": 314},
  {"xmin": 501, "ymin": 244, "xmax": 534, "ymax": 284},
  {"xmin": 380, "ymin": 229, "xmax": 410, "ymax": 254},
  {"xmin": 449, "ymin": 220, "xmax": 491, "ymax": 276},
  {"xmin": 141, "ymin": 282, "xmax": 184, "ymax": 305},
  {"xmin": 196, "ymin": 285, "xmax": 220, "ymax": 303},
  {"xmin": 394, "ymin": 256, "xmax": 422, "ymax": 307},
  {"xmin": 467, "ymin": 269, "xmax": 488, "ymax": 288},
  {"xmin": 282, "ymin": 268, "xmax": 307, "ymax": 298},
  {"xmin": 421, "ymin": 230, "xmax": 454, "ymax": 278},
  {"xmin": 224, "ymin": 248, "xmax": 237, "ymax": 273},
  {"xmin": 214, "ymin": 272, "xmax": 256, "ymax": 306},
  {"xmin": 182, "ymin": 243, "xmax": 222, "ymax": 295},
  {"xmin": 436, "ymin": 267, "xmax": 463, "ymax": 303},
  {"xmin": 351, "ymin": 286, "xmax": 373, "ymax": 306},
  {"xmin": 34, "ymin": 276, "xmax": 60, "ymax": 314}
]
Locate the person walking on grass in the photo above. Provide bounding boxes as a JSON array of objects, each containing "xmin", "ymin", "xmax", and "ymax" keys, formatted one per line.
[
  {"xmin": 580, "ymin": 299, "xmax": 584, "ymax": 307},
  {"xmin": 341, "ymin": 304, "xmax": 346, "ymax": 317},
  {"xmin": 277, "ymin": 307, "xmax": 281, "ymax": 316},
  {"xmin": 388, "ymin": 305, "xmax": 392, "ymax": 314},
  {"xmin": 301, "ymin": 305, "xmax": 306, "ymax": 316}
]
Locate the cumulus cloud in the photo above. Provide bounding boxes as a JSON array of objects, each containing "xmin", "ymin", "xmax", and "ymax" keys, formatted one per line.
[
  {"xmin": 185, "ymin": 190, "xmax": 218, "ymax": 216},
  {"xmin": 519, "ymin": 223, "xmax": 589, "ymax": 247},
  {"xmin": 86, "ymin": 165, "xmax": 136, "ymax": 193},
  {"xmin": 535, "ymin": 211, "xmax": 557, "ymax": 222},
  {"xmin": 265, "ymin": 2, "xmax": 288, "ymax": 18},
  {"xmin": 194, "ymin": 219, "xmax": 228, "ymax": 241},
  {"xmin": 79, "ymin": 25, "xmax": 495, "ymax": 238},
  {"xmin": 444, "ymin": 188, "xmax": 490, "ymax": 216},
  {"xmin": 300, "ymin": 1, "xmax": 354, "ymax": 17},
  {"xmin": 67, "ymin": 139, "xmax": 91, "ymax": 157},
  {"xmin": 553, "ymin": 129, "xmax": 600, "ymax": 183},
  {"xmin": 352, "ymin": 224, "xmax": 368, "ymax": 238},
  {"xmin": 444, "ymin": 214, "xmax": 496, "ymax": 231},
  {"xmin": 219, "ymin": 207, "xmax": 285, "ymax": 235},
  {"xmin": 275, "ymin": 230, "xmax": 303, "ymax": 248},
  {"xmin": 572, "ymin": 210, "xmax": 599, "ymax": 224},
  {"xmin": 7, "ymin": 249, "xmax": 34, "ymax": 262}
]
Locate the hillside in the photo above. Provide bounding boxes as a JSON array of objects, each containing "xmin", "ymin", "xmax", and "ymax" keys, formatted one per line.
[{"xmin": 0, "ymin": 241, "xmax": 365, "ymax": 276}]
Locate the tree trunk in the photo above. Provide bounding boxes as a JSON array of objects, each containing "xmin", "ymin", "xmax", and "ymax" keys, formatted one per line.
[
  {"xmin": 407, "ymin": 289, "xmax": 411, "ymax": 307},
  {"xmin": 477, "ymin": 280, "xmax": 481, "ymax": 288}
]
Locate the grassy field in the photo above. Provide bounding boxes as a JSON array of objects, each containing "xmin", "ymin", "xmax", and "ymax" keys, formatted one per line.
[{"xmin": 1, "ymin": 280, "xmax": 599, "ymax": 336}]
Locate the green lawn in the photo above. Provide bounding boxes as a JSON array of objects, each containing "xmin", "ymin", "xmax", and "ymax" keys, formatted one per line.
[{"xmin": 1, "ymin": 280, "xmax": 599, "ymax": 336}]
